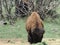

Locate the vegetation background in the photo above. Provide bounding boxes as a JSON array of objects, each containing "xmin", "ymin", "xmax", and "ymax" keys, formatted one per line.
[{"xmin": 0, "ymin": 0, "xmax": 60, "ymax": 45}]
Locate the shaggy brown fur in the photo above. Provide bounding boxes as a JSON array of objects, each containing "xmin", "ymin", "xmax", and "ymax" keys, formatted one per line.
[{"xmin": 26, "ymin": 12, "xmax": 45, "ymax": 44}]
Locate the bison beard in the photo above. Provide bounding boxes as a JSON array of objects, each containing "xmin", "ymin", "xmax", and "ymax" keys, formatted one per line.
[{"xmin": 26, "ymin": 12, "xmax": 45, "ymax": 44}]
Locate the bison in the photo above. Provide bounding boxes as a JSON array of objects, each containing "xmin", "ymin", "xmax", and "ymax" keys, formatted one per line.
[{"xmin": 26, "ymin": 12, "xmax": 45, "ymax": 44}]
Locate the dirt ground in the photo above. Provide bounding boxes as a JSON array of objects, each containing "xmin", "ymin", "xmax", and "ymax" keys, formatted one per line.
[
  {"xmin": 0, "ymin": 39, "xmax": 30, "ymax": 45},
  {"xmin": 43, "ymin": 38, "xmax": 60, "ymax": 45},
  {"xmin": 0, "ymin": 38, "xmax": 60, "ymax": 45}
]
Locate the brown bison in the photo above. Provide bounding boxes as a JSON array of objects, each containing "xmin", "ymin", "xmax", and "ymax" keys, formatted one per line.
[{"xmin": 26, "ymin": 12, "xmax": 45, "ymax": 44}]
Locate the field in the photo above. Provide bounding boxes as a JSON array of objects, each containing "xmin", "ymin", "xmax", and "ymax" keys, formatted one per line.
[
  {"xmin": 0, "ymin": 0, "xmax": 60, "ymax": 45},
  {"xmin": 0, "ymin": 17, "xmax": 60, "ymax": 45}
]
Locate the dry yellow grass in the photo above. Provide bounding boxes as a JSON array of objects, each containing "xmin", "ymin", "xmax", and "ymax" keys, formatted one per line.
[
  {"xmin": 43, "ymin": 38, "xmax": 60, "ymax": 45},
  {"xmin": 0, "ymin": 38, "xmax": 60, "ymax": 45}
]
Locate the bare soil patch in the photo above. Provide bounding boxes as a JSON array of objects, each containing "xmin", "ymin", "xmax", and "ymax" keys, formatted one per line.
[
  {"xmin": 0, "ymin": 38, "xmax": 60, "ymax": 45},
  {"xmin": 43, "ymin": 38, "xmax": 60, "ymax": 45},
  {"xmin": 0, "ymin": 39, "xmax": 30, "ymax": 45}
]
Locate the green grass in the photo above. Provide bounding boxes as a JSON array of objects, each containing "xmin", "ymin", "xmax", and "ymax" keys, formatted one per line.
[
  {"xmin": 1, "ymin": 1, "xmax": 60, "ymax": 45},
  {"xmin": 44, "ymin": 22, "xmax": 60, "ymax": 38},
  {"xmin": 0, "ymin": 18, "xmax": 60, "ymax": 39},
  {"xmin": 0, "ymin": 18, "xmax": 27, "ymax": 39},
  {"xmin": 56, "ymin": 5, "xmax": 60, "ymax": 14},
  {"xmin": 0, "ymin": 18, "xmax": 60, "ymax": 45}
]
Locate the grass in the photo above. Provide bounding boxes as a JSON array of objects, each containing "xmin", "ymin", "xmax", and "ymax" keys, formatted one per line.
[
  {"xmin": 56, "ymin": 5, "xmax": 60, "ymax": 14},
  {"xmin": 0, "ymin": 12, "xmax": 60, "ymax": 45},
  {"xmin": 44, "ymin": 22, "xmax": 60, "ymax": 38},
  {"xmin": 0, "ymin": 18, "xmax": 27, "ymax": 39},
  {"xmin": 1, "ymin": 1, "xmax": 60, "ymax": 45},
  {"xmin": 0, "ymin": 18, "xmax": 60, "ymax": 39},
  {"xmin": 0, "ymin": 17, "xmax": 60, "ymax": 45}
]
